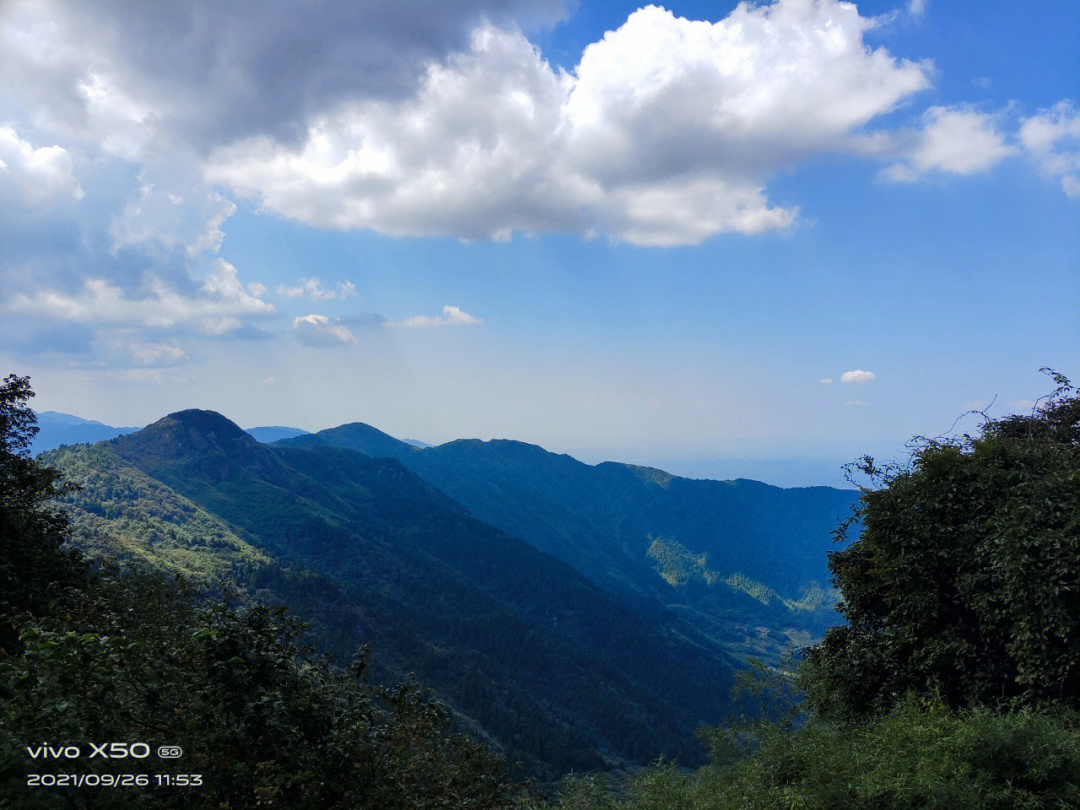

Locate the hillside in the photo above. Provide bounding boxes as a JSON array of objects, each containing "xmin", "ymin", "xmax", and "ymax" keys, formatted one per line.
[
  {"xmin": 32, "ymin": 411, "xmax": 311, "ymax": 453},
  {"xmin": 48, "ymin": 411, "xmax": 742, "ymax": 777},
  {"xmin": 279, "ymin": 424, "xmax": 859, "ymax": 657}
]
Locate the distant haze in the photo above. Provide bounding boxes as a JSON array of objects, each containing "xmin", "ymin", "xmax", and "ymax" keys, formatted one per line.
[{"xmin": 33, "ymin": 408, "xmax": 869, "ymax": 488}]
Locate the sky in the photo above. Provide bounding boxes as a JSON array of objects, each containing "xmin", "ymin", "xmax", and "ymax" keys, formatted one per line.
[{"xmin": 1, "ymin": 0, "xmax": 1078, "ymax": 487}]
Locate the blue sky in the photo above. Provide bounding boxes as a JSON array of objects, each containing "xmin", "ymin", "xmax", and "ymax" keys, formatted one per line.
[{"xmin": 1, "ymin": 0, "xmax": 1077, "ymax": 486}]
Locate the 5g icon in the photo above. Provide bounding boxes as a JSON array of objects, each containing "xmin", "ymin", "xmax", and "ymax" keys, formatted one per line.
[{"xmin": 157, "ymin": 745, "xmax": 183, "ymax": 759}]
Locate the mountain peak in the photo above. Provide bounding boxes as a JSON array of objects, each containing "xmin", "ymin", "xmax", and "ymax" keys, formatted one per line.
[
  {"xmin": 109, "ymin": 409, "xmax": 282, "ymax": 480},
  {"xmin": 276, "ymin": 420, "xmax": 415, "ymax": 460},
  {"xmin": 155, "ymin": 409, "xmax": 250, "ymax": 441}
]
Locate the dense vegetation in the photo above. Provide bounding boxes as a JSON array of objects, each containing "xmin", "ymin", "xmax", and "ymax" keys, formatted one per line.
[
  {"xmin": 0, "ymin": 374, "xmax": 509, "ymax": 809},
  {"xmin": 803, "ymin": 372, "xmax": 1080, "ymax": 719},
  {"xmin": 7, "ymin": 370, "xmax": 1077, "ymax": 808},
  {"xmin": 524, "ymin": 698, "xmax": 1080, "ymax": 809},
  {"xmin": 280, "ymin": 425, "xmax": 858, "ymax": 661},
  {"xmin": 39, "ymin": 408, "xmax": 744, "ymax": 776},
  {"xmin": 522, "ymin": 372, "xmax": 1080, "ymax": 808}
]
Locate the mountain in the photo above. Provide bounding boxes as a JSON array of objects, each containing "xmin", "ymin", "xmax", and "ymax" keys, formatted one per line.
[
  {"xmin": 33, "ymin": 410, "xmax": 312, "ymax": 452},
  {"xmin": 32, "ymin": 410, "xmax": 141, "ymax": 454},
  {"xmin": 246, "ymin": 425, "xmax": 310, "ymax": 443},
  {"xmin": 46, "ymin": 411, "xmax": 742, "ymax": 777},
  {"xmin": 278, "ymin": 424, "xmax": 860, "ymax": 657}
]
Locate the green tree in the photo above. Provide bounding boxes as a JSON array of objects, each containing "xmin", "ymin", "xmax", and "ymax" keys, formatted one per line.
[
  {"xmin": 802, "ymin": 371, "xmax": 1080, "ymax": 719},
  {"xmin": 0, "ymin": 376, "xmax": 510, "ymax": 809},
  {"xmin": 0, "ymin": 374, "xmax": 85, "ymax": 654}
]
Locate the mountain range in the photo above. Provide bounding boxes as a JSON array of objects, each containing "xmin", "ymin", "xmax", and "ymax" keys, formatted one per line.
[
  {"xmin": 41, "ymin": 409, "xmax": 859, "ymax": 776},
  {"xmin": 31, "ymin": 410, "xmax": 310, "ymax": 453},
  {"xmin": 279, "ymin": 423, "xmax": 858, "ymax": 648}
]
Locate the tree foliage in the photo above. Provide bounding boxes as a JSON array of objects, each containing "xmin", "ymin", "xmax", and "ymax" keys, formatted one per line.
[
  {"xmin": 519, "ymin": 371, "xmax": 1080, "ymax": 809},
  {"xmin": 523, "ymin": 698, "xmax": 1080, "ymax": 810},
  {"xmin": 0, "ymin": 375, "xmax": 509, "ymax": 809},
  {"xmin": 802, "ymin": 371, "xmax": 1080, "ymax": 718},
  {"xmin": 0, "ymin": 374, "xmax": 85, "ymax": 655}
]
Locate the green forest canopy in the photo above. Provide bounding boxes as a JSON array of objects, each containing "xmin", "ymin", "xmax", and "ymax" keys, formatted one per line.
[{"xmin": 3, "ymin": 371, "xmax": 1079, "ymax": 809}]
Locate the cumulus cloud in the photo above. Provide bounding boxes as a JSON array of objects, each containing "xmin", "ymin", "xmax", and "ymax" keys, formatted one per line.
[
  {"xmin": 0, "ymin": 126, "xmax": 83, "ymax": 203},
  {"xmin": 840, "ymin": 369, "xmax": 876, "ymax": 383},
  {"xmin": 396, "ymin": 305, "xmax": 482, "ymax": 328},
  {"xmin": 1019, "ymin": 101, "xmax": 1080, "ymax": 199},
  {"xmin": 3, "ymin": 0, "xmax": 1070, "ymax": 251},
  {"xmin": 3, "ymin": 259, "xmax": 274, "ymax": 331},
  {"xmin": 292, "ymin": 314, "xmax": 357, "ymax": 346},
  {"xmin": 200, "ymin": 316, "xmax": 243, "ymax": 336},
  {"xmin": 188, "ymin": 193, "xmax": 238, "ymax": 254},
  {"xmin": 303, "ymin": 278, "xmax": 337, "ymax": 301},
  {"xmin": 883, "ymin": 106, "xmax": 1015, "ymax": 182},
  {"xmin": 109, "ymin": 182, "xmax": 238, "ymax": 255},
  {"xmin": 274, "ymin": 278, "xmax": 359, "ymax": 300},
  {"xmin": 124, "ymin": 340, "xmax": 187, "ymax": 367},
  {"xmin": 820, "ymin": 378, "xmax": 834, "ymax": 385},
  {"xmin": 0, "ymin": 0, "xmax": 570, "ymax": 154},
  {"xmin": 207, "ymin": 1, "xmax": 931, "ymax": 245}
]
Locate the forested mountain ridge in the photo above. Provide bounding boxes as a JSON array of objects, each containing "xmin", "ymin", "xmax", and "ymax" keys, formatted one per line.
[
  {"xmin": 45, "ymin": 410, "xmax": 742, "ymax": 776},
  {"xmin": 278, "ymin": 422, "xmax": 859, "ymax": 657},
  {"xmin": 30, "ymin": 409, "xmax": 310, "ymax": 453},
  {"xmin": 11, "ymin": 375, "xmax": 1079, "ymax": 809}
]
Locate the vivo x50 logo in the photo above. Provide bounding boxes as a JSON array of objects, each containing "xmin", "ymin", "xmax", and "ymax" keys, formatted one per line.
[{"xmin": 26, "ymin": 743, "xmax": 182, "ymax": 759}]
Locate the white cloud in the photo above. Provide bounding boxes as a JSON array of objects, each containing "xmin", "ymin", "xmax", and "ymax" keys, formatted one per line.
[
  {"xmin": 200, "ymin": 316, "xmax": 243, "ymax": 336},
  {"xmin": 274, "ymin": 277, "xmax": 357, "ymax": 300},
  {"xmin": 4, "ymin": 0, "xmax": 1067, "ymax": 255},
  {"xmin": 883, "ymin": 106, "xmax": 1015, "ymax": 181},
  {"xmin": 292, "ymin": 313, "xmax": 357, "ymax": 346},
  {"xmin": 110, "ymin": 183, "xmax": 238, "ymax": 256},
  {"xmin": 1019, "ymin": 100, "xmax": 1080, "ymax": 199},
  {"xmin": 820, "ymin": 378, "xmax": 834, "ymax": 385},
  {"xmin": 206, "ymin": 1, "xmax": 931, "ymax": 245},
  {"xmin": 962, "ymin": 399, "xmax": 988, "ymax": 411},
  {"xmin": 125, "ymin": 340, "xmax": 187, "ymax": 366},
  {"xmin": 840, "ymin": 369, "xmax": 876, "ymax": 383},
  {"xmin": 4, "ymin": 259, "xmax": 275, "ymax": 330},
  {"xmin": 74, "ymin": 72, "xmax": 158, "ymax": 162},
  {"xmin": 844, "ymin": 399, "xmax": 868, "ymax": 407},
  {"xmin": 247, "ymin": 281, "xmax": 267, "ymax": 296},
  {"xmin": 396, "ymin": 305, "xmax": 481, "ymax": 328},
  {"xmin": 303, "ymin": 277, "xmax": 336, "ymax": 300},
  {"xmin": 1013, "ymin": 399, "xmax": 1037, "ymax": 410},
  {"xmin": 0, "ymin": 0, "xmax": 570, "ymax": 153},
  {"xmin": 0, "ymin": 126, "xmax": 84, "ymax": 203},
  {"xmin": 188, "ymin": 193, "xmax": 237, "ymax": 254}
]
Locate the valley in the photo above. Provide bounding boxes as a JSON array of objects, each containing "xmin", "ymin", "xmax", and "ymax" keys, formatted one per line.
[{"xmin": 42, "ymin": 409, "xmax": 857, "ymax": 777}]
